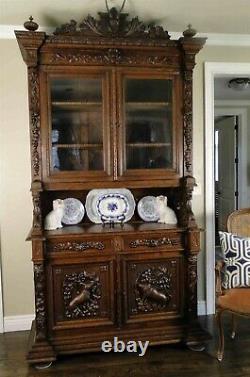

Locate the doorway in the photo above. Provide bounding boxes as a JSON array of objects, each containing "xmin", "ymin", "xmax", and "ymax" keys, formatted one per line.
[
  {"xmin": 204, "ymin": 62, "xmax": 250, "ymax": 315},
  {"xmin": 214, "ymin": 115, "xmax": 238, "ymax": 245}
]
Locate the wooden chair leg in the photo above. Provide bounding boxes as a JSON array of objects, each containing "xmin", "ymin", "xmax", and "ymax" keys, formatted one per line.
[
  {"xmin": 216, "ymin": 309, "xmax": 225, "ymax": 362},
  {"xmin": 231, "ymin": 314, "xmax": 236, "ymax": 339}
]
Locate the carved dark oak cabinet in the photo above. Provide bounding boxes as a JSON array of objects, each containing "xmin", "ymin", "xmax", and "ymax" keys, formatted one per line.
[{"xmin": 15, "ymin": 6, "xmax": 207, "ymax": 365}]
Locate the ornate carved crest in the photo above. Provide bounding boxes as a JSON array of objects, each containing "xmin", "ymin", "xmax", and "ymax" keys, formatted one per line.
[
  {"xmin": 63, "ymin": 271, "xmax": 101, "ymax": 319},
  {"xmin": 54, "ymin": 7, "xmax": 170, "ymax": 40},
  {"xmin": 135, "ymin": 267, "xmax": 171, "ymax": 312}
]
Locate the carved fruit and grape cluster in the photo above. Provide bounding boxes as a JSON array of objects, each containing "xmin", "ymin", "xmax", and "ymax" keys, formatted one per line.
[
  {"xmin": 135, "ymin": 267, "xmax": 171, "ymax": 312},
  {"xmin": 63, "ymin": 271, "xmax": 101, "ymax": 319}
]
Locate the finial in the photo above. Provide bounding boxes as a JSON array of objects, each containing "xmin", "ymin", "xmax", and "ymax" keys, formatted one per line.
[
  {"xmin": 24, "ymin": 16, "xmax": 39, "ymax": 31},
  {"xmin": 183, "ymin": 24, "xmax": 197, "ymax": 38}
]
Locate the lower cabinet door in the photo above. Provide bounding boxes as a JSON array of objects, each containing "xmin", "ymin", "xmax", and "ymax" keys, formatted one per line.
[
  {"xmin": 121, "ymin": 253, "xmax": 184, "ymax": 324},
  {"xmin": 47, "ymin": 258, "xmax": 116, "ymax": 330}
]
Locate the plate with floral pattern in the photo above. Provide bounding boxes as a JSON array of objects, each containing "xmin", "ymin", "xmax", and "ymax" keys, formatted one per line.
[{"xmin": 86, "ymin": 189, "xmax": 135, "ymax": 223}]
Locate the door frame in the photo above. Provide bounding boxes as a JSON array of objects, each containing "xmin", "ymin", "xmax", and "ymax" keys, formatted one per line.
[{"xmin": 204, "ymin": 62, "xmax": 250, "ymax": 315}]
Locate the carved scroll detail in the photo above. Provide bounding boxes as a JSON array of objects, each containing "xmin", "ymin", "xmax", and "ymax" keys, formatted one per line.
[
  {"xmin": 135, "ymin": 267, "xmax": 171, "ymax": 312},
  {"xmin": 34, "ymin": 264, "xmax": 46, "ymax": 339},
  {"xmin": 28, "ymin": 68, "xmax": 41, "ymax": 179},
  {"xmin": 63, "ymin": 271, "xmax": 101, "ymax": 319},
  {"xmin": 130, "ymin": 237, "xmax": 178, "ymax": 248},
  {"xmin": 51, "ymin": 241, "xmax": 105, "ymax": 252}
]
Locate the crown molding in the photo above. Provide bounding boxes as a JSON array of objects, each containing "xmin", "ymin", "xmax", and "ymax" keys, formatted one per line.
[{"xmin": 1, "ymin": 24, "xmax": 250, "ymax": 46}]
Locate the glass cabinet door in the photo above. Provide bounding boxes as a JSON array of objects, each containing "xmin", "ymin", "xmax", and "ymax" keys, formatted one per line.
[
  {"xmin": 45, "ymin": 71, "xmax": 111, "ymax": 181},
  {"xmin": 117, "ymin": 72, "xmax": 180, "ymax": 180}
]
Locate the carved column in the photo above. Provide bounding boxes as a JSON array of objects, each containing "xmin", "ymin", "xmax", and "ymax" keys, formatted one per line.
[
  {"xmin": 179, "ymin": 36, "xmax": 206, "ymax": 176},
  {"xmin": 28, "ymin": 67, "xmax": 41, "ymax": 181},
  {"xmin": 185, "ymin": 229, "xmax": 200, "ymax": 319}
]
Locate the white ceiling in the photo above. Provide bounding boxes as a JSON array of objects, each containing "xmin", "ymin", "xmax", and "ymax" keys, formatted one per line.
[
  {"xmin": 214, "ymin": 76, "xmax": 250, "ymax": 100},
  {"xmin": 1, "ymin": 0, "xmax": 250, "ymax": 35}
]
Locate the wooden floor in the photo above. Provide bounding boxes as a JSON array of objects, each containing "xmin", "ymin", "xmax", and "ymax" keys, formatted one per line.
[{"xmin": 0, "ymin": 315, "xmax": 249, "ymax": 377}]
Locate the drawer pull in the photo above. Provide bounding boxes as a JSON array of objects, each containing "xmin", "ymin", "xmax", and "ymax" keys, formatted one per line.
[
  {"xmin": 129, "ymin": 237, "xmax": 177, "ymax": 248},
  {"xmin": 51, "ymin": 241, "xmax": 105, "ymax": 252}
]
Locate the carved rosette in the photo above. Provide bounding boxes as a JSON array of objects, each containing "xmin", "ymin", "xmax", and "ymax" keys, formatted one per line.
[
  {"xmin": 187, "ymin": 254, "xmax": 198, "ymax": 317},
  {"xmin": 135, "ymin": 267, "xmax": 171, "ymax": 312},
  {"xmin": 183, "ymin": 70, "xmax": 193, "ymax": 175},
  {"xmin": 28, "ymin": 68, "xmax": 41, "ymax": 179},
  {"xmin": 34, "ymin": 264, "xmax": 47, "ymax": 339},
  {"xmin": 50, "ymin": 241, "xmax": 104, "ymax": 252},
  {"xmin": 63, "ymin": 271, "xmax": 101, "ymax": 319}
]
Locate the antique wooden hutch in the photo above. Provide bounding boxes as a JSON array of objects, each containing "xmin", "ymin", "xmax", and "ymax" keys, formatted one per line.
[{"xmin": 15, "ymin": 4, "xmax": 206, "ymax": 365}]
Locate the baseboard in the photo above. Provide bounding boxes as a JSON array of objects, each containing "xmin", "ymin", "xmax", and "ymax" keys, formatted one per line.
[
  {"xmin": 4, "ymin": 314, "xmax": 35, "ymax": 333},
  {"xmin": 3, "ymin": 303, "xmax": 206, "ymax": 332},
  {"xmin": 198, "ymin": 300, "xmax": 206, "ymax": 316}
]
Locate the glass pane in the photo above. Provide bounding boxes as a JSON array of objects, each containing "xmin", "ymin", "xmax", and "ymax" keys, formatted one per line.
[
  {"xmin": 124, "ymin": 78, "xmax": 173, "ymax": 170},
  {"xmin": 50, "ymin": 77, "xmax": 104, "ymax": 172}
]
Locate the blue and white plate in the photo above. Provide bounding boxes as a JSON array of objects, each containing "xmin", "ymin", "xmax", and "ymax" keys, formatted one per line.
[
  {"xmin": 137, "ymin": 196, "xmax": 159, "ymax": 222},
  {"xmin": 62, "ymin": 198, "xmax": 85, "ymax": 225},
  {"xmin": 86, "ymin": 189, "xmax": 135, "ymax": 223}
]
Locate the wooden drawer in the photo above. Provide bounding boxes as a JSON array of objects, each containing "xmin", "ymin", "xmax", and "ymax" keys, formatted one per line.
[{"xmin": 123, "ymin": 232, "xmax": 184, "ymax": 251}]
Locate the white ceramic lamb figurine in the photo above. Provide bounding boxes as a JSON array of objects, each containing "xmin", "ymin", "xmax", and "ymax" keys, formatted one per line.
[
  {"xmin": 44, "ymin": 199, "xmax": 65, "ymax": 230},
  {"xmin": 156, "ymin": 195, "xmax": 177, "ymax": 225}
]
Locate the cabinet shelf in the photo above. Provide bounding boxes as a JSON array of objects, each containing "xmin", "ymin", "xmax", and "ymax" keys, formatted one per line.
[
  {"xmin": 52, "ymin": 101, "xmax": 102, "ymax": 111},
  {"xmin": 52, "ymin": 143, "xmax": 103, "ymax": 149},
  {"xmin": 126, "ymin": 102, "xmax": 171, "ymax": 108},
  {"xmin": 127, "ymin": 143, "xmax": 171, "ymax": 147}
]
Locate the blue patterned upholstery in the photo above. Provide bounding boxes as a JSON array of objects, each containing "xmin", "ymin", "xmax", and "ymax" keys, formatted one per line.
[{"xmin": 219, "ymin": 231, "xmax": 250, "ymax": 289}]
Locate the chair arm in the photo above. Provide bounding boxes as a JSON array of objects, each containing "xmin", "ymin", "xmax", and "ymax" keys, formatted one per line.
[{"xmin": 215, "ymin": 260, "xmax": 224, "ymax": 297}]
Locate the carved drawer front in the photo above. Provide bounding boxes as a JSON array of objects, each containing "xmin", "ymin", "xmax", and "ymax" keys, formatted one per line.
[
  {"xmin": 47, "ymin": 237, "xmax": 113, "ymax": 255},
  {"xmin": 122, "ymin": 254, "xmax": 183, "ymax": 324},
  {"xmin": 124, "ymin": 233, "xmax": 183, "ymax": 251},
  {"xmin": 48, "ymin": 259, "xmax": 115, "ymax": 329}
]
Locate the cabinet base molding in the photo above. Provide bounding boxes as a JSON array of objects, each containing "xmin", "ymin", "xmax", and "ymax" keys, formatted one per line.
[
  {"xmin": 26, "ymin": 320, "xmax": 210, "ymax": 364},
  {"xmin": 27, "ymin": 321, "xmax": 56, "ymax": 365}
]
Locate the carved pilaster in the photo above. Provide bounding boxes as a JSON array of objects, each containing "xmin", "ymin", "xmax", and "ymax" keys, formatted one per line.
[
  {"xmin": 28, "ymin": 68, "xmax": 41, "ymax": 181},
  {"xmin": 183, "ymin": 70, "xmax": 193, "ymax": 175},
  {"xmin": 186, "ymin": 253, "xmax": 198, "ymax": 318},
  {"xmin": 179, "ymin": 37, "xmax": 206, "ymax": 176},
  {"xmin": 34, "ymin": 263, "xmax": 47, "ymax": 340}
]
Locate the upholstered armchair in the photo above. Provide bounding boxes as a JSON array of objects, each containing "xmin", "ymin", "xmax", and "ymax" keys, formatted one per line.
[{"xmin": 215, "ymin": 208, "xmax": 250, "ymax": 362}]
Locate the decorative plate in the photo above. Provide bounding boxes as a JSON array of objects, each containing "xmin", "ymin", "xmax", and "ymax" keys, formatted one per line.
[
  {"xmin": 137, "ymin": 196, "xmax": 159, "ymax": 222},
  {"xmin": 86, "ymin": 189, "xmax": 135, "ymax": 223},
  {"xmin": 62, "ymin": 198, "xmax": 85, "ymax": 225}
]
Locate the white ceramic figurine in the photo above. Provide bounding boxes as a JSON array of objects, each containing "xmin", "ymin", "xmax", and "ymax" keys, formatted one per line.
[
  {"xmin": 44, "ymin": 199, "xmax": 65, "ymax": 230},
  {"xmin": 156, "ymin": 195, "xmax": 177, "ymax": 225}
]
